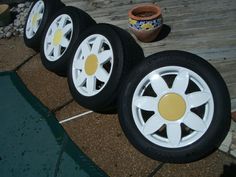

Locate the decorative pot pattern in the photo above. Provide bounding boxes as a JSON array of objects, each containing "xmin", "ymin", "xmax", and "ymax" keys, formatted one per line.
[
  {"xmin": 129, "ymin": 17, "xmax": 162, "ymax": 30},
  {"xmin": 128, "ymin": 4, "xmax": 163, "ymax": 42}
]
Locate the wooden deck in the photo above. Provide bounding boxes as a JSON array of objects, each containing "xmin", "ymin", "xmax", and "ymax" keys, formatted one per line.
[{"xmin": 62, "ymin": 0, "xmax": 236, "ymax": 107}]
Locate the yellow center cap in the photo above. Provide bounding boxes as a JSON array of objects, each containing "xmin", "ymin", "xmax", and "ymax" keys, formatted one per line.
[
  {"xmin": 158, "ymin": 93, "xmax": 186, "ymax": 121},
  {"xmin": 53, "ymin": 29, "xmax": 63, "ymax": 46},
  {"xmin": 32, "ymin": 14, "xmax": 39, "ymax": 26},
  {"xmin": 85, "ymin": 54, "xmax": 98, "ymax": 76}
]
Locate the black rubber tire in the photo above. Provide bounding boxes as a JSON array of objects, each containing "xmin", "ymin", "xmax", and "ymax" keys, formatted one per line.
[
  {"xmin": 40, "ymin": 6, "xmax": 96, "ymax": 76},
  {"xmin": 118, "ymin": 50, "xmax": 231, "ymax": 163},
  {"xmin": 23, "ymin": 0, "xmax": 65, "ymax": 51},
  {"xmin": 67, "ymin": 23, "xmax": 145, "ymax": 112}
]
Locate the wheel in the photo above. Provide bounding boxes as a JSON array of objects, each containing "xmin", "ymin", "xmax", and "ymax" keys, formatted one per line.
[
  {"xmin": 24, "ymin": 0, "xmax": 65, "ymax": 51},
  {"xmin": 40, "ymin": 6, "xmax": 96, "ymax": 76},
  {"xmin": 67, "ymin": 24, "xmax": 144, "ymax": 111},
  {"xmin": 118, "ymin": 50, "xmax": 231, "ymax": 163}
]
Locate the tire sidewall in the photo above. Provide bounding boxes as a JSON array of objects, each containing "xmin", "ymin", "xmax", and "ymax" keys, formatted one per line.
[
  {"xmin": 118, "ymin": 51, "xmax": 231, "ymax": 163},
  {"xmin": 40, "ymin": 6, "xmax": 96, "ymax": 75},
  {"xmin": 23, "ymin": 0, "xmax": 64, "ymax": 50},
  {"xmin": 68, "ymin": 24, "xmax": 125, "ymax": 111}
]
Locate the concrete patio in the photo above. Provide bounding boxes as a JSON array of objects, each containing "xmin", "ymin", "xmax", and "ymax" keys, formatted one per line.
[{"xmin": 0, "ymin": 0, "xmax": 236, "ymax": 176}]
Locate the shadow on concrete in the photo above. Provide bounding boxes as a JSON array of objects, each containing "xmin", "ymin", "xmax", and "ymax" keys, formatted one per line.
[
  {"xmin": 154, "ymin": 24, "xmax": 171, "ymax": 42},
  {"xmin": 220, "ymin": 163, "xmax": 236, "ymax": 177}
]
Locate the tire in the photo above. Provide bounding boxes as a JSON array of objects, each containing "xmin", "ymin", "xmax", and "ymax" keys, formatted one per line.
[
  {"xmin": 118, "ymin": 50, "xmax": 231, "ymax": 163},
  {"xmin": 24, "ymin": 0, "xmax": 65, "ymax": 51},
  {"xmin": 67, "ymin": 23, "xmax": 145, "ymax": 111},
  {"xmin": 40, "ymin": 6, "xmax": 96, "ymax": 76}
]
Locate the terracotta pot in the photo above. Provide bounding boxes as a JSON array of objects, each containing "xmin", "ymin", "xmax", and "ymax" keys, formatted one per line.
[
  {"xmin": 128, "ymin": 3, "xmax": 163, "ymax": 43},
  {"xmin": 0, "ymin": 4, "xmax": 11, "ymax": 27}
]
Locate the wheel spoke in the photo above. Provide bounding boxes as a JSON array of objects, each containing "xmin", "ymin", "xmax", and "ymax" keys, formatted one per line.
[
  {"xmin": 183, "ymin": 112, "xmax": 206, "ymax": 132},
  {"xmin": 150, "ymin": 74, "xmax": 169, "ymax": 96},
  {"xmin": 187, "ymin": 91, "xmax": 211, "ymax": 108},
  {"xmin": 82, "ymin": 42, "xmax": 91, "ymax": 58},
  {"xmin": 86, "ymin": 76, "xmax": 96, "ymax": 94},
  {"xmin": 74, "ymin": 72, "xmax": 86, "ymax": 86},
  {"xmin": 61, "ymin": 37, "xmax": 70, "ymax": 47},
  {"xmin": 50, "ymin": 22, "xmax": 58, "ymax": 33},
  {"xmin": 53, "ymin": 45, "xmax": 60, "ymax": 58},
  {"xmin": 73, "ymin": 58, "xmax": 83, "ymax": 70},
  {"xmin": 58, "ymin": 15, "xmax": 66, "ymax": 28},
  {"xmin": 98, "ymin": 50, "xmax": 112, "ymax": 64},
  {"xmin": 134, "ymin": 96, "xmax": 157, "ymax": 111},
  {"xmin": 172, "ymin": 70, "xmax": 189, "ymax": 93},
  {"xmin": 143, "ymin": 115, "xmax": 164, "ymax": 135},
  {"xmin": 27, "ymin": 16, "xmax": 32, "ymax": 26},
  {"xmin": 30, "ymin": 9, "xmax": 36, "ymax": 17},
  {"xmin": 45, "ymin": 44, "xmax": 54, "ymax": 56},
  {"xmin": 37, "ymin": 13, "xmax": 43, "ymax": 21},
  {"xmin": 166, "ymin": 123, "xmax": 182, "ymax": 146},
  {"xmin": 26, "ymin": 25, "xmax": 31, "ymax": 32},
  {"xmin": 46, "ymin": 33, "xmax": 54, "ymax": 44},
  {"xmin": 28, "ymin": 26, "xmax": 34, "ymax": 36},
  {"xmin": 32, "ymin": 25, "xmax": 38, "ymax": 33},
  {"xmin": 62, "ymin": 23, "xmax": 72, "ymax": 34},
  {"xmin": 31, "ymin": 10, "xmax": 36, "ymax": 18},
  {"xmin": 91, "ymin": 36, "xmax": 103, "ymax": 54},
  {"xmin": 38, "ymin": 3, "xmax": 44, "ymax": 13},
  {"xmin": 95, "ymin": 67, "xmax": 109, "ymax": 82}
]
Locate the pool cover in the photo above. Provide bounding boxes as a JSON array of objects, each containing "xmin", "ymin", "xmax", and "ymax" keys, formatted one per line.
[{"xmin": 0, "ymin": 72, "xmax": 108, "ymax": 177}]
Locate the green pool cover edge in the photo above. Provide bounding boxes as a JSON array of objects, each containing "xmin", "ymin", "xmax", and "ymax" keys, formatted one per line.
[{"xmin": 0, "ymin": 71, "xmax": 108, "ymax": 177}]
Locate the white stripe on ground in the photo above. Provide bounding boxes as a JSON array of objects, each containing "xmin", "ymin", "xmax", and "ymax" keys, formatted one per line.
[
  {"xmin": 59, "ymin": 111, "xmax": 93, "ymax": 124},
  {"xmin": 232, "ymin": 108, "xmax": 236, "ymax": 112}
]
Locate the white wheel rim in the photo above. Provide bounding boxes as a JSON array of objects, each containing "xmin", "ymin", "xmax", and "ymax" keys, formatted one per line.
[
  {"xmin": 72, "ymin": 34, "xmax": 114, "ymax": 97},
  {"xmin": 132, "ymin": 66, "xmax": 214, "ymax": 148},
  {"xmin": 26, "ymin": 0, "xmax": 45, "ymax": 39},
  {"xmin": 44, "ymin": 14, "xmax": 73, "ymax": 61}
]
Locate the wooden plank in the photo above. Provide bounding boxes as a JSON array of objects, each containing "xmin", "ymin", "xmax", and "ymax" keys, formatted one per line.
[
  {"xmin": 61, "ymin": 0, "xmax": 236, "ymax": 100},
  {"xmin": 211, "ymin": 59, "xmax": 236, "ymax": 99},
  {"xmin": 62, "ymin": 0, "xmax": 236, "ymax": 59}
]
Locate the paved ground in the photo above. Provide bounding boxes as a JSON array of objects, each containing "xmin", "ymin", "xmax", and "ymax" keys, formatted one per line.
[{"xmin": 0, "ymin": 37, "xmax": 236, "ymax": 176}]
